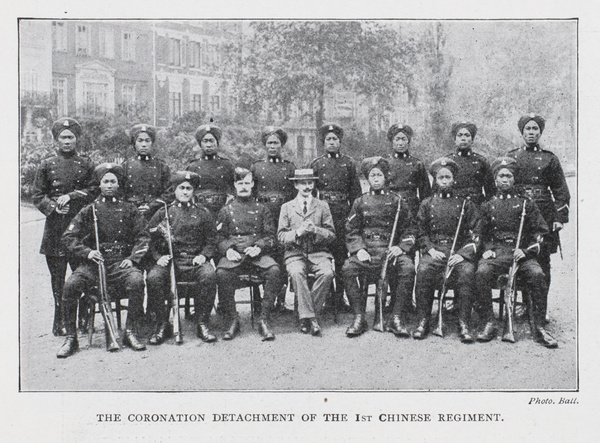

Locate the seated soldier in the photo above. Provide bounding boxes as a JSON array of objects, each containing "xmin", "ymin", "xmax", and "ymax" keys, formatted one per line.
[
  {"xmin": 146, "ymin": 171, "xmax": 218, "ymax": 345},
  {"xmin": 342, "ymin": 157, "xmax": 416, "ymax": 338},
  {"xmin": 215, "ymin": 167, "xmax": 282, "ymax": 341},
  {"xmin": 278, "ymin": 169, "xmax": 336, "ymax": 336},
  {"xmin": 413, "ymin": 158, "xmax": 479, "ymax": 342},
  {"xmin": 57, "ymin": 164, "xmax": 149, "ymax": 358},
  {"xmin": 474, "ymin": 157, "xmax": 557, "ymax": 348}
]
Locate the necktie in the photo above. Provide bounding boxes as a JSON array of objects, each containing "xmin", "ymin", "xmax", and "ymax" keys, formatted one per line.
[{"xmin": 303, "ymin": 200, "xmax": 307, "ymax": 215}]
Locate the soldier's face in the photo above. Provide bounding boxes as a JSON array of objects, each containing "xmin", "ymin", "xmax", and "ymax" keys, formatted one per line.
[
  {"xmin": 324, "ymin": 133, "xmax": 341, "ymax": 153},
  {"xmin": 134, "ymin": 132, "xmax": 153, "ymax": 156},
  {"xmin": 265, "ymin": 135, "xmax": 283, "ymax": 157},
  {"xmin": 57, "ymin": 130, "xmax": 77, "ymax": 153},
  {"xmin": 368, "ymin": 168, "xmax": 386, "ymax": 190},
  {"xmin": 199, "ymin": 134, "xmax": 218, "ymax": 156},
  {"xmin": 435, "ymin": 168, "xmax": 454, "ymax": 190},
  {"xmin": 392, "ymin": 132, "xmax": 410, "ymax": 153},
  {"xmin": 454, "ymin": 128, "xmax": 473, "ymax": 150},
  {"xmin": 100, "ymin": 173, "xmax": 119, "ymax": 197},
  {"xmin": 522, "ymin": 121, "xmax": 542, "ymax": 146},
  {"xmin": 175, "ymin": 182, "xmax": 194, "ymax": 203},
  {"xmin": 234, "ymin": 173, "xmax": 254, "ymax": 197},
  {"xmin": 495, "ymin": 169, "xmax": 515, "ymax": 191},
  {"xmin": 294, "ymin": 179, "xmax": 315, "ymax": 198}
]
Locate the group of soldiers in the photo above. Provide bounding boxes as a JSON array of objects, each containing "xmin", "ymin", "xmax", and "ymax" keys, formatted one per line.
[{"xmin": 31, "ymin": 114, "xmax": 570, "ymax": 359}]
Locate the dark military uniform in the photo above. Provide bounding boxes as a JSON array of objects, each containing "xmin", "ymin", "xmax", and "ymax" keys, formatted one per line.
[
  {"xmin": 186, "ymin": 154, "xmax": 235, "ymax": 217},
  {"xmin": 414, "ymin": 192, "xmax": 479, "ymax": 336},
  {"xmin": 146, "ymin": 201, "xmax": 217, "ymax": 334},
  {"xmin": 215, "ymin": 197, "xmax": 281, "ymax": 324},
  {"xmin": 444, "ymin": 149, "xmax": 494, "ymax": 205},
  {"xmin": 251, "ymin": 156, "xmax": 296, "ymax": 219},
  {"xmin": 32, "ymin": 149, "xmax": 95, "ymax": 334},
  {"xmin": 507, "ymin": 144, "xmax": 570, "ymax": 289},
  {"xmin": 342, "ymin": 189, "xmax": 416, "ymax": 330},
  {"xmin": 388, "ymin": 152, "xmax": 431, "ymax": 216},
  {"xmin": 474, "ymin": 192, "xmax": 551, "ymax": 342},
  {"xmin": 61, "ymin": 196, "xmax": 150, "ymax": 336},
  {"xmin": 310, "ymin": 152, "xmax": 362, "ymax": 303},
  {"xmin": 122, "ymin": 154, "xmax": 171, "ymax": 220}
]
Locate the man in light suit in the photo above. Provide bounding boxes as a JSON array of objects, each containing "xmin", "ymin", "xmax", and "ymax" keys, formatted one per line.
[{"xmin": 278, "ymin": 169, "xmax": 336, "ymax": 335}]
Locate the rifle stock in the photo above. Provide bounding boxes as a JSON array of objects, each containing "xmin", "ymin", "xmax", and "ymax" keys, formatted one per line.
[
  {"xmin": 374, "ymin": 198, "xmax": 403, "ymax": 332},
  {"xmin": 92, "ymin": 204, "xmax": 120, "ymax": 352},
  {"xmin": 432, "ymin": 199, "xmax": 467, "ymax": 338}
]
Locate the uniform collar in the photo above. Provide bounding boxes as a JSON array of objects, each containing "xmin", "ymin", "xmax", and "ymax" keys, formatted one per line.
[
  {"xmin": 456, "ymin": 148, "xmax": 473, "ymax": 157},
  {"xmin": 436, "ymin": 191, "xmax": 453, "ymax": 199},
  {"xmin": 394, "ymin": 152, "xmax": 409, "ymax": 159},
  {"xmin": 370, "ymin": 189, "xmax": 386, "ymax": 195},
  {"xmin": 57, "ymin": 149, "xmax": 77, "ymax": 158},
  {"xmin": 327, "ymin": 152, "xmax": 340, "ymax": 159},
  {"xmin": 268, "ymin": 156, "xmax": 281, "ymax": 163},
  {"xmin": 177, "ymin": 201, "xmax": 193, "ymax": 207},
  {"xmin": 203, "ymin": 154, "xmax": 216, "ymax": 160},
  {"xmin": 523, "ymin": 144, "xmax": 540, "ymax": 152},
  {"xmin": 496, "ymin": 191, "xmax": 515, "ymax": 199},
  {"xmin": 137, "ymin": 154, "xmax": 152, "ymax": 161},
  {"xmin": 101, "ymin": 196, "xmax": 119, "ymax": 203}
]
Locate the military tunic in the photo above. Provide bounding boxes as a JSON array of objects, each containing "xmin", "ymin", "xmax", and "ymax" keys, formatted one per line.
[
  {"xmin": 342, "ymin": 190, "xmax": 416, "ymax": 316},
  {"xmin": 146, "ymin": 201, "xmax": 217, "ymax": 325},
  {"xmin": 251, "ymin": 156, "xmax": 296, "ymax": 221},
  {"xmin": 474, "ymin": 192, "xmax": 549, "ymax": 323},
  {"xmin": 60, "ymin": 196, "xmax": 150, "ymax": 334},
  {"xmin": 388, "ymin": 152, "xmax": 431, "ymax": 216},
  {"xmin": 122, "ymin": 154, "xmax": 172, "ymax": 220},
  {"xmin": 444, "ymin": 149, "xmax": 494, "ymax": 205},
  {"xmin": 215, "ymin": 197, "xmax": 281, "ymax": 319},
  {"xmin": 185, "ymin": 154, "xmax": 235, "ymax": 216},
  {"xmin": 414, "ymin": 192, "xmax": 479, "ymax": 322}
]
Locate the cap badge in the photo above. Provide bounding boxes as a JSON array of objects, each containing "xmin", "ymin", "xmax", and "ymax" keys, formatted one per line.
[
  {"xmin": 529, "ymin": 113, "xmax": 536, "ymax": 118},
  {"xmin": 63, "ymin": 120, "xmax": 70, "ymax": 127},
  {"xmin": 205, "ymin": 124, "xmax": 211, "ymax": 131},
  {"xmin": 141, "ymin": 125, "xmax": 147, "ymax": 131},
  {"xmin": 441, "ymin": 160, "xmax": 447, "ymax": 166},
  {"xmin": 328, "ymin": 125, "xmax": 333, "ymax": 131},
  {"xmin": 185, "ymin": 172, "xmax": 191, "ymax": 180},
  {"xmin": 501, "ymin": 160, "xmax": 507, "ymax": 165}
]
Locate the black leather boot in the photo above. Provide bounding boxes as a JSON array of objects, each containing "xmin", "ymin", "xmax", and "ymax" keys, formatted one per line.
[
  {"xmin": 258, "ymin": 319, "xmax": 275, "ymax": 341},
  {"xmin": 223, "ymin": 317, "xmax": 240, "ymax": 340},
  {"xmin": 387, "ymin": 315, "xmax": 410, "ymax": 338},
  {"xmin": 123, "ymin": 329, "xmax": 146, "ymax": 351},
  {"xmin": 52, "ymin": 295, "xmax": 67, "ymax": 336},
  {"xmin": 197, "ymin": 322, "xmax": 217, "ymax": 343},
  {"xmin": 412, "ymin": 318, "xmax": 429, "ymax": 340},
  {"xmin": 459, "ymin": 319, "xmax": 474, "ymax": 343},
  {"xmin": 536, "ymin": 325, "xmax": 558, "ymax": 348},
  {"xmin": 346, "ymin": 314, "xmax": 367, "ymax": 337},
  {"xmin": 57, "ymin": 335, "xmax": 79, "ymax": 358},
  {"xmin": 476, "ymin": 321, "xmax": 497, "ymax": 342},
  {"xmin": 149, "ymin": 322, "xmax": 171, "ymax": 345}
]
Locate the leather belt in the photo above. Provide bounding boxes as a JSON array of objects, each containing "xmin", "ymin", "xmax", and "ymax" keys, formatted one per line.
[
  {"xmin": 521, "ymin": 186, "xmax": 551, "ymax": 198},
  {"xmin": 196, "ymin": 194, "xmax": 226, "ymax": 204},
  {"xmin": 258, "ymin": 195, "xmax": 285, "ymax": 203},
  {"xmin": 365, "ymin": 232, "xmax": 390, "ymax": 241},
  {"xmin": 321, "ymin": 191, "xmax": 348, "ymax": 202}
]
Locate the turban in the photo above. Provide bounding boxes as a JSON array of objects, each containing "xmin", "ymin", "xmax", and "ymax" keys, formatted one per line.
[
  {"xmin": 194, "ymin": 124, "xmax": 223, "ymax": 145},
  {"xmin": 51, "ymin": 117, "xmax": 82, "ymax": 140},
  {"xmin": 518, "ymin": 113, "xmax": 546, "ymax": 134},
  {"xmin": 429, "ymin": 157, "xmax": 459, "ymax": 178},
  {"xmin": 234, "ymin": 167, "xmax": 252, "ymax": 182},
  {"xmin": 130, "ymin": 123, "xmax": 156, "ymax": 145},
  {"xmin": 491, "ymin": 157, "xmax": 519, "ymax": 178},
  {"xmin": 261, "ymin": 126, "xmax": 288, "ymax": 146},
  {"xmin": 318, "ymin": 123, "xmax": 344, "ymax": 144},
  {"xmin": 361, "ymin": 156, "xmax": 390, "ymax": 179},
  {"xmin": 94, "ymin": 163, "xmax": 125, "ymax": 185},
  {"xmin": 387, "ymin": 123, "xmax": 414, "ymax": 143},
  {"xmin": 451, "ymin": 122, "xmax": 477, "ymax": 139},
  {"xmin": 171, "ymin": 171, "xmax": 200, "ymax": 189}
]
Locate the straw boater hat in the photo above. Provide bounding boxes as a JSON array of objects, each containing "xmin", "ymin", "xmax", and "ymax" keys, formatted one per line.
[{"xmin": 289, "ymin": 169, "xmax": 319, "ymax": 181}]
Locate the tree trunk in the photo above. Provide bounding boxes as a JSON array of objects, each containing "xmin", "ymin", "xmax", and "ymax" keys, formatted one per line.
[{"xmin": 315, "ymin": 82, "xmax": 325, "ymax": 156}]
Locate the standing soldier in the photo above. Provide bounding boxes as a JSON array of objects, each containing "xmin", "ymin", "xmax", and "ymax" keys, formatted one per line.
[
  {"xmin": 186, "ymin": 124, "xmax": 235, "ymax": 217},
  {"xmin": 474, "ymin": 158, "xmax": 556, "ymax": 348},
  {"xmin": 310, "ymin": 123, "xmax": 362, "ymax": 312},
  {"xmin": 57, "ymin": 164, "xmax": 150, "ymax": 358},
  {"xmin": 122, "ymin": 124, "xmax": 172, "ymax": 221},
  {"xmin": 386, "ymin": 123, "xmax": 431, "ymax": 217},
  {"xmin": 215, "ymin": 168, "xmax": 282, "ymax": 341},
  {"xmin": 251, "ymin": 127, "xmax": 296, "ymax": 312},
  {"xmin": 444, "ymin": 122, "xmax": 494, "ymax": 205},
  {"xmin": 507, "ymin": 114, "xmax": 570, "ymax": 320},
  {"xmin": 146, "ymin": 171, "xmax": 218, "ymax": 345},
  {"xmin": 342, "ymin": 157, "xmax": 416, "ymax": 337},
  {"xmin": 413, "ymin": 158, "xmax": 479, "ymax": 342},
  {"xmin": 32, "ymin": 117, "xmax": 95, "ymax": 336}
]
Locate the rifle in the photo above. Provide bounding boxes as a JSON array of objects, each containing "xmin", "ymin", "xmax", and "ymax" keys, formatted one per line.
[
  {"xmin": 501, "ymin": 200, "xmax": 527, "ymax": 343},
  {"xmin": 91, "ymin": 203, "xmax": 120, "ymax": 352},
  {"xmin": 157, "ymin": 200, "xmax": 183, "ymax": 345},
  {"xmin": 432, "ymin": 199, "xmax": 467, "ymax": 337},
  {"xmin": 373, "ymin": 198, "xmax": 403, "ymax": 332}
]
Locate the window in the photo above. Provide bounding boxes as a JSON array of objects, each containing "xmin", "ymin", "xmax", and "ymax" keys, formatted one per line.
[
  {"xmin": 53, "ymin": 78, "xmax": 68, "ymax": 116},
  {"xmin": 99, "ymin": 28, "xmax": 114, "ymax": 59},
  {"xmin": 21, "ymin": 70, "xmax": 39, "ymax": 96},
  {"xmin": 189, "ymin": 41, "xmax": 201, "ymax": 68},
  {"xmin": 76, "ymin": 24, "xmax": 91, "ymax": 56},
  {"xmin": 82, "ymin": 81, "xmax": 109, "ymax": 115},
  {"xmin": 169, "ymin": 38, "xmax": 181, "ymax": 66},
  {"xmin": 52, "ymin": 21, "xmax": 67, "ymax": 52},
  {"xmin": 210, "ymin": 95, "xmax": 220, "ymax": 112},
  {"xmin": 192, "ymin": 94, "xmax": 202, "ymax": 112},
  {"xmin": 170, "ymin": 92, "xmax": 182, "ymax": 118},
  {"xmin": 122, "ymin": 84, "xmax": 136, "ymax": 111},
  {"xmin": 122, "ymin": 32, "xmax": 135, "ymax": 61}
]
